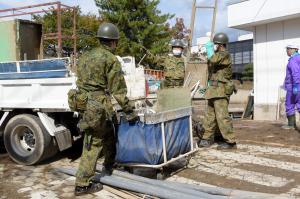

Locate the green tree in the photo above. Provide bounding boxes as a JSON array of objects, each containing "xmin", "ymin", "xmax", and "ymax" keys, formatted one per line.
[
  {"xmin": 242, "ymin": 63, "xmax": 253, "ymax": 81},
  {"xmin": 33, "ymin": 7, "xmax": 101, "ymax": 55},
  {"xmin": 95, "ymin": 0, "xmax": 174, "ymax": 63}
]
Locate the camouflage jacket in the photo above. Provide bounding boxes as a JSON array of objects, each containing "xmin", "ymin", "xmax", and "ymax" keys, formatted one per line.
[
  {"xmin": 204, "ymin": 50, "xmax": 233, "ymax": 99},
  {"xmin": 76, "ymin": 44, "xmax": 132, "ymax": 117},
  {"xmin": 148, "ymin": 54, "xmax": 185, "ymax": 84},
  {"xmin": 163, "ymin": 55, "xmax": 185, "ymax": 82}
]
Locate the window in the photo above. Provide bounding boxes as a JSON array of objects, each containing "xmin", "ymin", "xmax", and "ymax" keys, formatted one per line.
[
  {"xmin": 230, "ymin": 53, "xmax": 235, "ymax": 64},
  {"xmin": 235, "ymin": 52, "xmax": 242, "ymax": 64},
  {"xmin": 243, "ymin": 51, "xmax": 250, "ymax": 64}
]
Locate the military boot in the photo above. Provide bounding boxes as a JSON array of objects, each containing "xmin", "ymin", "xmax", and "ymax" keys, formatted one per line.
[
  {"xmin": 217, "ymin": 142, "xmax": 237, "ymax": 150},
  {"xmin": 282, "ymin": 115, "xmax": 296, "ymax": 130},
  {"xmin": 74, "ymin": 182, "xmax": 103, "ymax": 196},
  {"xmin": 198, "ymin": 139, "xmax": 214, "ymax": 148},
  {"xmin": 101, "ymin": 164, "xmax": 114, "ymax": 177}
]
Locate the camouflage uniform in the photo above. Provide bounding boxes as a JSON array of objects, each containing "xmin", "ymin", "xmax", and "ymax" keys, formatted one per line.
[
  {"xmin": 149, "ymin": 54, "xmax": 185, "ymax": 88},
  {"xmin": 75, "ymin": 44, "xmax": 133, "ymax": 187},
  {"xmin": 202, "ymin": 51, "xmax": 236, "ymax": 144},
  {"xmin": 163, "ymin": 55, "xmax": 185, "ymax": 88}
]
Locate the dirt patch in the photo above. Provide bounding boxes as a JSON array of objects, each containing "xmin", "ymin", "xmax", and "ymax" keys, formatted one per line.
[
  {"xmin": 0, "ymin": 182, "xmax": 28, "ymax": 199},
  {"xmin": 235, "ymin": 163, "xmax": 300, "ymax": 194},
  {"xmin": 234, "ymin": 120, "xmax": 300, "ymax": 147},
  {"xmin": 178, "ymin": 168, "xmax": 293, "ymax": 194},
  {"xmin": 258, "ymin": 154, "xmax": 300, "ymax": 164},
  {"xmin": 176, "ymin": 120, "xmax": 300, "ymax": 195}
]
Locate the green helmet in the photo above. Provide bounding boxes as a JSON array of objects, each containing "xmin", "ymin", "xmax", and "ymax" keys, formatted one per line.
[
  {"xmin": 96, "ymin": 23, "xmax": 120, "ymax": 40},
  {"xmin": 172, "ymin": 39, "xmax": 185, "ymax": 48},
  {"xmin": 213, "ymin": 32, "xmax": 229, "ymax": 44}
]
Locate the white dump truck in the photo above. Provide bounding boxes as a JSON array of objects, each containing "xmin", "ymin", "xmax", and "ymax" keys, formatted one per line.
[{"xmin": 0, "ymin": 56, "xmax": 146, "ymax": 165}]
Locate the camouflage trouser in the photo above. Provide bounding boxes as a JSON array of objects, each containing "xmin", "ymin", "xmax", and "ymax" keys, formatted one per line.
[
  {"xmin": 162, "ymin": 78, "xmax": 184, "ymax": 88},
  {"xmin": 75, "ymin": 121, "xmax": 116, "ymax": 187},
  {"xmin": 202, "ymin": 98, "xmax": 236, "ymax": 143}
]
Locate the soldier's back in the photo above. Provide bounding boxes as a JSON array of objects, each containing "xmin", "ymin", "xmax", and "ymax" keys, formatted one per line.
[{"xmin": 77, "ymin": 47, "xmax": 116, "ymax": 91}]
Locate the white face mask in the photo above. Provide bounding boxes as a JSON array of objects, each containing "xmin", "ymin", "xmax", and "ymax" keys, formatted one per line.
[
  {"xmin": 172, "ymin": 49, "xmax": 182, "ymax": 56},
  {"xmin": 214, "ymin": 44, "xmax": 219, "ymax": 51}
]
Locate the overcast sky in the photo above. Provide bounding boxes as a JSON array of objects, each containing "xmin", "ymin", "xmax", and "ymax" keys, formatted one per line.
[{"xmin": 0, "ymin": 0, "xmax": 249, "ymax": 42}]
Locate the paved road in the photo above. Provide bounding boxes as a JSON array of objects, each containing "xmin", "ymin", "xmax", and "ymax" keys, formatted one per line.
[
  {"xmin": 0, "ymin": 153, "xmax": 121, "ymax": 199},
  {"xmin": 169, "ymin": 142, "xmax": 300, "ymax": 198},
  {"xmin": 1, "ymin": 120, "xmax": 300, "ymax": 198}
]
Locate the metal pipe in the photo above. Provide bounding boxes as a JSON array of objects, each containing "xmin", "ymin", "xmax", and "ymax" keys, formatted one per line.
[
  {"xmin": 100, "ymin": 175, "xmax": 203, "ymax": 199},
  {"xmin": 189, "ymin": 0, "xmax": 196, "ymax": 47},
  {"xmin": 161, "ymin": 122, "xmax": 167, "ymax": 163},
  {"xmin": 57, "ymin": 2, "xmax": 62, "ymax": 58},
  {"xmin": 44, "ymin": 35, "xmax": 73, "ymax": 40},
  {"xmin": 196, "ymin": 6, "xmax": 215, "ymax": 9},
  {"xmin": 60, "ymin": 4, "xmax": 74, "ymax": 9},
  {"xmin": 57, "ymin": 168, "xmax": 211, "ymax": 199},
  {"xmin": 58, "ymin": 167, "xmax": 279, "ymax": 199},
  {"xmin": 0, "ymin": 7, "xmax": 70, "ymax": 18},
  {"xmin": 0, "ymin": 1, "xmax": 61, "ymax": 13},
  {"xmin": 97, "ymin": 166, "xmax": 280, "ymax": 198},
  {"xmin": 96, "ymin": 165, "xmax": 226, "ymax": 199},
  {"xmin": 72, "ymin": 7, "xmax": 77, "ymax": 71},
  {"xmin": 44, "ymin": 33, "xmax": 58, "ymax": 36},
  {"xmin": 117, "ymin": 150, "xmax": 197, "ymax": 168},
  {"xmin": 210, "ymin": 0, "xmax": 218, "ymax": 40},
  {"xmin": 189, "ymin": 115, "xmax": 194, "ymax": 151}
]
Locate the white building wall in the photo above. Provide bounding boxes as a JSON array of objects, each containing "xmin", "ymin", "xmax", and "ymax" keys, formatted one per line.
[
  {"xmin": 253, "ymin": 18, "xmax": 300, "ymax": 120},
  {"xmin": 228, "ymin": 0, "xmax": 300, "ymax": 29},
  {"xmin": 228, "ymin": 0, "xmax": 300, "ymax": 120}
]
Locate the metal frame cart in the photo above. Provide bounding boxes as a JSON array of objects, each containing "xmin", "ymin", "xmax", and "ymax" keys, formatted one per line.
[{"xmin": 116, "ymin": 107, "xmax": 198, "ymax": 177}]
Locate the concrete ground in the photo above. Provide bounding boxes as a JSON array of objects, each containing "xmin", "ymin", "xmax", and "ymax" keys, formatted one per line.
[{"xmin": 1, "ymin": 120, "xmax": 300, "ymax": 199}]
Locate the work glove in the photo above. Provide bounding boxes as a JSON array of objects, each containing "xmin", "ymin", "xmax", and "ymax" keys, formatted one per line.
[
  {"xmin": 205, "ymin": 41, "xmax": 214, "ymax": 59},
  {"xmin": 293, "ymin": 84, "xmax": 299, "ymax": 95},
  {"xmin": 125, "ymin": 111, "xmax": 139, "ymax": 124},
  {"xmin": 123, "ymin": 101, "xmax": 139, "ymax": 124},
  {"xmin": 199, "ymin": 88, "xmax": 207, "ymax": 95},
  {"xmin": 122, "ymin": 101, "xmax": 135, "ymax": 114}
]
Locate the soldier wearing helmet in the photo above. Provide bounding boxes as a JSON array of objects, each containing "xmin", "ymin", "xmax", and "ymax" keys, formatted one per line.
[
  {"xmin": 147, "ymin": 39, "xmax": 186, "ymax": 88},
  {"xmin": 198, "ymin": 32, "xmax": 237, "ymax": 150},
  {"xmin": 163, "ymin": 39, "xmax": 186, "ymax": 88},
  {"xmin": 72, "ymin": 23, "xmax": 137, "ymax": 195}
]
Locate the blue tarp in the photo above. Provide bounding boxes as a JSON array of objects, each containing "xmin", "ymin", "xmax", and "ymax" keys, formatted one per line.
[
  {"xmin": 115, "ymin": 116, "xmax": 191, "ymax": 165},
  {"xmin": 0, "ymin": 71, "xmax": 67, "ymax": 80},
  {"xmin": 0, "ymin": 59, "xmax": 68, "ymax": 79},
  {"xmin": 19, "ymin": 59, "xmax": 66, "ymax": 72},
  {"xmin": 0, "ymin": 63, "xmax": 17, "ymax": 73}
]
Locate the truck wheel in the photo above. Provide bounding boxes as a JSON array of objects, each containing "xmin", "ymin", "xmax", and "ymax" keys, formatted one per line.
[{"xmin": 3, "ymin": 114, "xmax": 58, "ymax": 165}]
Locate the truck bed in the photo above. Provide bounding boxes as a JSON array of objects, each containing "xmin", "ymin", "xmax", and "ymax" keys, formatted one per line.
[{"xmin": 0, "ymin": 58, "xmax": 75, "ymax": 111}]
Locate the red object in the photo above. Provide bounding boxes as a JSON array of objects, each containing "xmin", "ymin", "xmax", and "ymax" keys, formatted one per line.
[
  {"xmin": 144, "ymin": 69, "xmax": 164, "ymax": 80},
  {"xmin": 145, "ymin": 80, "xmax": 149, "ymax": 97}
]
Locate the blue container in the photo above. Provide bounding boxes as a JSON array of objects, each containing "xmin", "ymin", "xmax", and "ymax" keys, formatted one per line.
[{"xmin": 115, "ymin": 108, "xmax": 192, "ymax": 165}]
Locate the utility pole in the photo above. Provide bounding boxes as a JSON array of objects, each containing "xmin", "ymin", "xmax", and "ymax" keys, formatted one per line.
[
  {"xmin": 210, "ymin": 0, "xmax": 218, "ymax": 40},
  {"xmin": 57, "ymin": 2, "xmax": 62, "ymax": 58},
  {"xmin": 189, "ymin": 0, "xmax": 218, "ymax": 45},
  {"xmin": 189, "ymin": 0, "xmax": 197, "ymax": 47}
]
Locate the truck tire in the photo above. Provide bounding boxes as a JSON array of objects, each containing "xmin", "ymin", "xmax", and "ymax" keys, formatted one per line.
[{"xmin": 3, "ymin": 114, "xmax": 58, "ymax": 165}]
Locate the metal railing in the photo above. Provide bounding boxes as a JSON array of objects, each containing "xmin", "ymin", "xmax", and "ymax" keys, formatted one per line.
[{"xmin": 0, "ymin": 2, "xmax": 77, "ymax": 66}]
